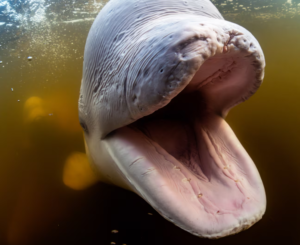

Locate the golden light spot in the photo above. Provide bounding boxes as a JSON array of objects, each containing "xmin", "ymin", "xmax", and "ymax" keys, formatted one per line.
[
  {"xmin": 24, "ymin": 96, "xmax": 43, "ymax": 110},
  {"xmin": 198, "ymin": 193, "xmax": 203, "ymax": 198},
  {"xmin": 111, "ymin": 230, "xmax": 119, "ymax": 233},
  {"xmin": 46, "ymin": 93, "xmax": 82, "ymax": 133},
  {"xmin": 24, "ymin": 96, "xmax": 46, "ymax": 123},
  {"xmin": 63, "ymin": 152, "xmax": 98, "ymax": 190},
  {"xmin": 24, "ymin": 94, "xmax": 82, "ymax": 133}
]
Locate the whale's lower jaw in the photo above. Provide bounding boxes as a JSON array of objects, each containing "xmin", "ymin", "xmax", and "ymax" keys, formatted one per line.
[
  {"xmin": 104, "ymin": 104, "xmax": 266, "ymax": 238},
  {"xmin": 163, "ymin": 208, "xmax": 264, "ymax": 239}
]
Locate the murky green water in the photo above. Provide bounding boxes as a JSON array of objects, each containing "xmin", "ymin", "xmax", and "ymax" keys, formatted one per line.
[{"xmin": 0, "ymin": 0, "xmax": 299, "ymax": 244}]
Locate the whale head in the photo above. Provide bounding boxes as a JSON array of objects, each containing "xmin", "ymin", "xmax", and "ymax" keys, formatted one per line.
[{"xmin": 78, "ymin": 0, "xmax": 266, "ymax": 238}]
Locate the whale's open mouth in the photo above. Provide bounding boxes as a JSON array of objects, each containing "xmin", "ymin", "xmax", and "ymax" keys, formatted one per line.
[{"xmin": 104, "ymin": 53, "xmax": 266, "ymax": 238}]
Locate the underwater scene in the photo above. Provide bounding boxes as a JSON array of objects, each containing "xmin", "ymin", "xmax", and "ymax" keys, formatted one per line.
[{"xmin": 0, "ymin": 0, "xmax": 299, "ymax": 244}]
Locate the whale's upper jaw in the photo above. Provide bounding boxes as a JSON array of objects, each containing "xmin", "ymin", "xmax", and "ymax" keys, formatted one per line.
[
  {"xmin": 79, "ymin": 0, "xmax": 266, "ymax": 239},
  {"xmin": 79, "ymin": 16, "xmax": 264, "ymax": 139}
]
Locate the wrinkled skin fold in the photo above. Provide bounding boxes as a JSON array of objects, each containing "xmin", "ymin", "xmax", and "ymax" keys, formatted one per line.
[{"xmin": 79, "ymin": 0, "xmax": 266, "ymax": 239}]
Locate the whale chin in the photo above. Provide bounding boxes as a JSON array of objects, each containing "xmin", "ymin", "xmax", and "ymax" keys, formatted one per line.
[{"xmin": 102, "ymin": 84, "xmax": 266, "ymax": 239}]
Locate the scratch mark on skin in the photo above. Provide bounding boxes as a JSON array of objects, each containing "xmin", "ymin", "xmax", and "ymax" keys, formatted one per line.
[
  {"xmin": 202, "ymin": 128, "xmax": 245, "ymax": 188},
  {"xmin": 129, "ymin": 157, "xmax": 144, "ymax": 167},
  {"xmin": 142, "ymin": 167, "xmax": 157, "ymax": 176}
]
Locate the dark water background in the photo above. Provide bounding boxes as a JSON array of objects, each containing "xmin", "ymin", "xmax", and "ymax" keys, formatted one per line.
[{"xmin": 0, "ymin": 0, "xmax": 299, "ymax": 244}]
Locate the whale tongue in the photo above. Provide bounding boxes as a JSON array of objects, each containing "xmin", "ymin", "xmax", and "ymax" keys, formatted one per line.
[{"xmin": 105, "ymin": 110, "xmax": 266, "ymax": 238}]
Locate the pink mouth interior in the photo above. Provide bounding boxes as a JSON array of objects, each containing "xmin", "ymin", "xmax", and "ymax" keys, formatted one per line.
[
  {"xmin": 133, "ymin": 91, "xmax": 259, "ymax": 212},
  {"xmin": 105, "ymin": 55, "xmax": 266, "ymax": 238}
]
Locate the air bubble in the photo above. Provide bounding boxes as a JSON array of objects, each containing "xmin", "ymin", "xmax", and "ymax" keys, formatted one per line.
[
  {"xmin": 11, "ymin": 88, "xmax": 14, "ymax": 91},
  {"xmin": 27, "ymin": 56, "xmax": 33, "ymax": 61}
]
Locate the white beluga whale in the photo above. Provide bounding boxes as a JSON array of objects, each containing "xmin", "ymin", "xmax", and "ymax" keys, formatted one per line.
[{"xmin": 79, "ymin": 0, "xmax": 266, "ymax": 239}]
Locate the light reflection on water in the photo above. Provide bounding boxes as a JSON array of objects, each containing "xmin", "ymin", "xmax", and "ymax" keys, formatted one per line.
[{"xmin": 0, "ymin": 0, "xmax": 299, "ymax": 244}]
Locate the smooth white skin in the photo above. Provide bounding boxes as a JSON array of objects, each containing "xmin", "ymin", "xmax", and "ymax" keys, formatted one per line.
[{"xmin": 79, "ymin": 0, "xmax": 266, "ymax": 239}]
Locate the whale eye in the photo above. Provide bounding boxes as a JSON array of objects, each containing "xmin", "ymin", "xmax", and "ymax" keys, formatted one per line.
[{"xmin": 79, "ymin": 118, "xmax": 89, "ymax": 134}]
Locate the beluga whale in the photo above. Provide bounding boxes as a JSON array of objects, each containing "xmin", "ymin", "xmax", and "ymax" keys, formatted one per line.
[{"xmin": 79, "ymin": 0, "xmax": 266, "ymax": 239}]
